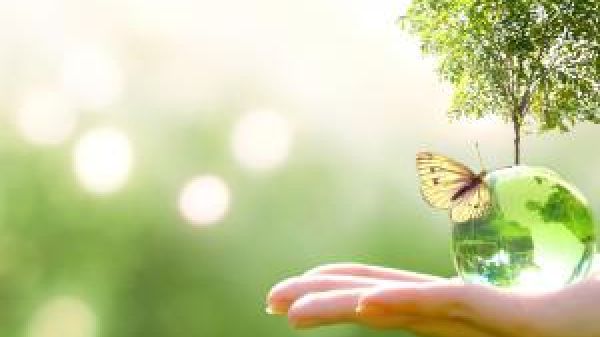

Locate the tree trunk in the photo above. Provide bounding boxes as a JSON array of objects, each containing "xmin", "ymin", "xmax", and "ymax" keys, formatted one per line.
[
  {"xmin": 513, "ymin": 90, "xmax": 531, "ymax": 166},
  {"xmin": 512, "ymin": 111, "xmax": 521, "ymax": 165}
]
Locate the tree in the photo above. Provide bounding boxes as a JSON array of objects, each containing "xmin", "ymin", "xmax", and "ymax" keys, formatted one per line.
[{"xmin": 402, "ymin": 0, "xmax": 600, "ymax": 164}]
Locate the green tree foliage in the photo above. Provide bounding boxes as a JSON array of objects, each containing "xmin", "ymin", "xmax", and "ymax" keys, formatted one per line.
[{"xmin": 402, "ymin": 0, "xmax": 600, "ymax": 164}]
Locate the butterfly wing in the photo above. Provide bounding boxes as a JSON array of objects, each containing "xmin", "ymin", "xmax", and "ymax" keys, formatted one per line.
[
  {"xmin": 449, "ymin": 182, "xmax": 492, "ymax": 223},
  {"xmin": 416, "ymin": 152, "xmax": 475, "ymax": 210}
]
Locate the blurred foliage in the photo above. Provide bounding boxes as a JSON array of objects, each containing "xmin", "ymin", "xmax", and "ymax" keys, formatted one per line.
[{"xmin": 0, "ymin": 114, "xmax": 455, "ymax": 337}]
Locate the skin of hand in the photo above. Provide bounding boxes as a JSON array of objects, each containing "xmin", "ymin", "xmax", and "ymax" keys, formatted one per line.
[{"xmin": 266, "ymin": 256, "xmax": 600, "ymax": 337}]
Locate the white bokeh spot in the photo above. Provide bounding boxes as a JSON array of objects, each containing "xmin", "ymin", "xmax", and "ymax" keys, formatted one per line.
[
  {"xmin": 16, "ymin": 89, "xmax": 77, "ymax": 146},
  {"xmin": 27, "ymin": 296, "xmax": 96, "ymax": 337},
  {"xmin": 231, "ymin": 110, "xmax": 293, "ymax": 171},
  {"xmin": 74, "ymin": 127, "xmax": 133, "ymax": 194},
  {"xmin": 179, "ymin": 175, "xmax": 231, "ymax": 226}
]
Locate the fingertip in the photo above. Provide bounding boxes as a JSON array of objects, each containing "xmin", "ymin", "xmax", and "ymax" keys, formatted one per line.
[
  {"xmin": 266, "ymin": 302, "xmax": 290, "ymax": 315},
  {"xmin": 286, "ymin": 291, "xmax": 329, "ymax": 321},
  {"xmin": 286, "ymin": 288, "xmax": 366, "ymax": 329},
  {"xmin": 265, "ymin": 305, "xmax": 286, "ymax": 316},
  {"xmin": 286, "ymin": 294, "xmax": 317, "ymax": 328},
  {"xmin": 266, "ymin": 276, "xmax": 301, "ymax": 314}
]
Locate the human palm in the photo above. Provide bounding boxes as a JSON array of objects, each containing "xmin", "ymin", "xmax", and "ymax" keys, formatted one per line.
[{"xmin": 267, "ymin": 257, "xmax": 600, "ymax": 337}]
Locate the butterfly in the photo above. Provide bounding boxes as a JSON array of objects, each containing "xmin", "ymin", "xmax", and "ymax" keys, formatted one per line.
[{"xmin": 416, "ymin": 151, "xmax": 491, "ymax": 223}]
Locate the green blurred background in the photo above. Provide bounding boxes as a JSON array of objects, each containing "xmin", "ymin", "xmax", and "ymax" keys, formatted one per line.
[{"xmin": 0, "ymin": 1, "xmax": 598, "ymax": 337}]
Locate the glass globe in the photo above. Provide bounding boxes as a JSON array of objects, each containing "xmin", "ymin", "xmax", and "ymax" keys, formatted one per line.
[{"xmin": 453, "ymin": 166, "xmax": 596, "ymax": 291}]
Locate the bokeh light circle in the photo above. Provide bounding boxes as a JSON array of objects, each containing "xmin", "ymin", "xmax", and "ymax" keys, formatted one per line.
[
  {"xmin": 74, "ymin": 127, "xmax": 133, "ymax": 194},
  {"xmin": 60, "ymin": 45, "xmax": 123, "ymax": 109},
  {"xmin": 27, "ymin": 296, "xmax": 96, "ymax": 337},
  {"xmin": 16, "ymin": 89, "xmax": 77, "ymax": 146},
  {"xmin": 231, "ymin": 110, "xmax": 293, "ymax": 171},
  {"xmin": 179, "ymin": 175, "xmax": 231, "ymax": 226}
]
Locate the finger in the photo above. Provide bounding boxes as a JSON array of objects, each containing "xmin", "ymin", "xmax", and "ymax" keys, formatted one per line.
[
  {"xmin": 367, "ymin": 315, "xmax": 498, "ymax": 337},
  {"xmin": 287, "ymin": 288, "xmax": 367, "ymax": 328},
  {"xmin": 267, "ymin": 275, "xmax": 392, "ymax": 315},
  {"xmin": 305, "ymin": 263, "xmax": 445, "ymax": 282},
  {"xmin": 288, "ymin": 288, "xmax": 495, "ymax": 337},
  {"xmin": 358, "ymin": 281, "xmax": 537, "ymax": 337}
]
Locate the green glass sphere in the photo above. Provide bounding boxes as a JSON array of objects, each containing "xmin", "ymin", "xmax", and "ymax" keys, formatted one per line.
[{"xmin": 453, "ymin": 166, "xmax": 596, "ymax": 291}]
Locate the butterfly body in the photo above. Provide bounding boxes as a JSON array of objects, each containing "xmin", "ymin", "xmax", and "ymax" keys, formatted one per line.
[
  {"xmin": 416, "ymin": 152, "xmax": 491, "ymax": 223},
  {"xmin": 450, "ymin": 171, "xmax": 486, "ymax": 202}
]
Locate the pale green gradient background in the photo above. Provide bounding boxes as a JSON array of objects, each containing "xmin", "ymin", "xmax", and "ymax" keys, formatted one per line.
[{"xmin": 0, "ymin": 1, "xmax": 598, "ymax": 337}]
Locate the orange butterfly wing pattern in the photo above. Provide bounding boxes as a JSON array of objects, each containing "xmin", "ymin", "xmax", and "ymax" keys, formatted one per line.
[{"xmin": 416, "ymin": 152, "xmax": 491, "ymax": 223}]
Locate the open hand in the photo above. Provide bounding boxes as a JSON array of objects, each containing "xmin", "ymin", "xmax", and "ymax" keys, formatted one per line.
[{"xmin": 267, "ymin": 258, "xmax": 600, "ymax": 337}]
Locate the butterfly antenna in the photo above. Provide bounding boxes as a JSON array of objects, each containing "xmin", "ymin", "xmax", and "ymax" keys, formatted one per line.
[{"xmin": 475, "ymin": 142, "xmax": 486, "ymax": 172}]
